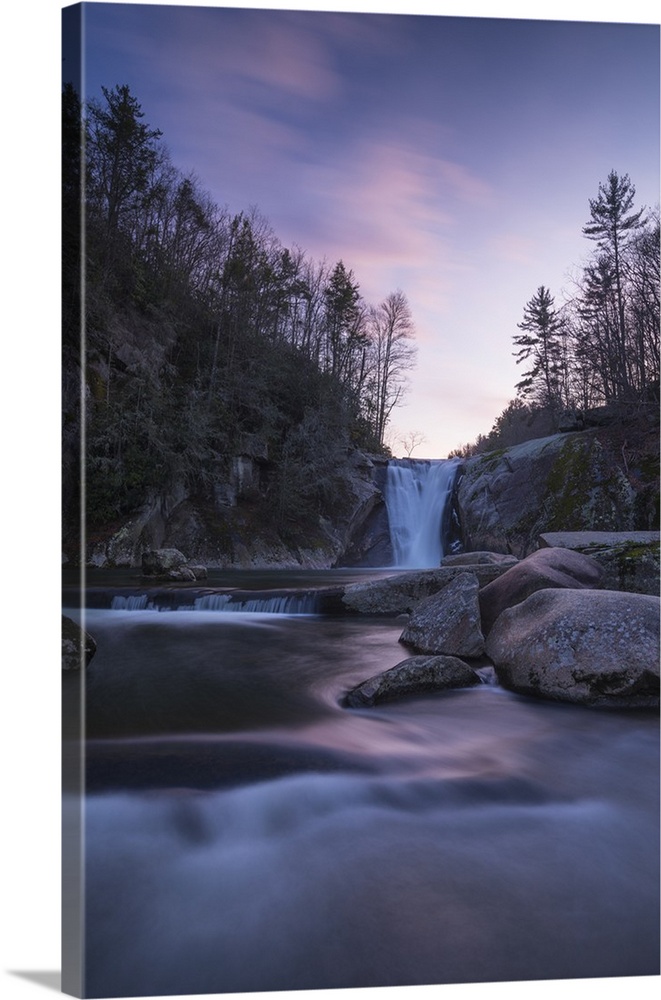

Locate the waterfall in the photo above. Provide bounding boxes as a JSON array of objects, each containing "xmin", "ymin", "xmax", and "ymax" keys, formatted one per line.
[
  {"xmin": 384, "ymin": 458, "xmax": 460, "ymax": 568},
  {"xmin": 110, "ymin": 591, "xmax": 319, "ymax": 615}
]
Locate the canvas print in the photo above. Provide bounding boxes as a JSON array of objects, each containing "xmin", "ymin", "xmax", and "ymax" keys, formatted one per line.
[{"xmin": 61, "ymin": 2, "xmax": 660, "ymax": 997}]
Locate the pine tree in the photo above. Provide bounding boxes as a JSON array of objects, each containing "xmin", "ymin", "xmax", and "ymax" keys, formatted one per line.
[
  {"xmin": 581, "ymin": 170, "xmax": 646, "ymax": 401},
  {"xmin": 513, "ymin": 286, "xmax": 564, "ymax": 411}
]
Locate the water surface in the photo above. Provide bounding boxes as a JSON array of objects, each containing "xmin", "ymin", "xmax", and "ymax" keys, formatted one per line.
[{"xmin": 64, "ymin": 577, "xmax": 660, "ymax": 997}]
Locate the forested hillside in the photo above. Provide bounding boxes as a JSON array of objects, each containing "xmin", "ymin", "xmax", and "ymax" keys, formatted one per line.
[{"xmin": 62, "ymin": 84, "xmax": 416, "ymax": 563}]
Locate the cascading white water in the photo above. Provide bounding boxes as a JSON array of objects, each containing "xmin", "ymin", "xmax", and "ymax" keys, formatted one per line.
[
  {"xmin": 384, "ymin": 458, "xmax": 459, "ymax": 568},
  {"xmin": 110, "ymin": 592, "xmax": 318, "ymax": 614}
]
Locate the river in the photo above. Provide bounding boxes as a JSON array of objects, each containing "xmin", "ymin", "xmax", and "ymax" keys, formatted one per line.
[{"xmin": 63, "ymin": 566, "xmax": 659, "ymax": 997}]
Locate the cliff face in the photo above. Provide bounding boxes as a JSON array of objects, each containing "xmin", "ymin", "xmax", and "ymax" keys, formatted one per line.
[
  {"xmin": 76, "ymin": 448, "xmax": 386, "ymax": 570},
  {"xmin": 455, "ymin": 423, "xmax": 658, "ymax": 558}
]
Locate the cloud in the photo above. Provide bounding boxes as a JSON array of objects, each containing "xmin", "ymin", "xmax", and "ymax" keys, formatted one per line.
[{"xmin": 488, "ymin": 231, "xmax": 538, "ymax": 264}]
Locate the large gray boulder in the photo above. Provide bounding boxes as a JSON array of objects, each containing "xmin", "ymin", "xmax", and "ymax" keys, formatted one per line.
[
  {"xmin": 341, "ymin": 565, "xmax": 509, "ymax": 615},
  {"xmin": 456, "ymin": 432, "xmax": 635, "ymax": 557},
  {"xmin": 344, "ymin": 655, "xmax": 480, "ymax": 707},
  {"xmin": 399, "ymin": 572, "xmax": 485, "ymax": 658},
  {"xmin": 486, "ymin": 588, "xmax": 660, "ymax": 707},
  {"xmin": 478, "ymin": 546, "xmax": 604, "ymax": 635}
]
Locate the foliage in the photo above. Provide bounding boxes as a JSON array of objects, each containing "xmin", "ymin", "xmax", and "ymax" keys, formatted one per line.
[
  {"xmin": 454, "ymin": 170, "xmax": 659, "ymax": 459},
  {"xmin": 513, "ymin": 285, "xmax": 565, "ymax": 411},
  {"xmin": 63, "ymin": 83, "xmax": 418, "ymax": 534}
]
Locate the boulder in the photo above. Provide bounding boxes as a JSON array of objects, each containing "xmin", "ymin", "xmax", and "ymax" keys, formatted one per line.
[
  {"xmin": 141, "ymin": 547, "xmax": 188, "ymax": 576},
  {"xmin": 62, "ymin": 615, "xmax": 96, "ymax": 670},
  {"xmin": 187, "ymin": 564, "xmax": 208, "ymax": 580},
  {"xmin": 456, "ymin": 432, "xmax": 635, "ymax": 557},
  {"xmin": 344, "ymin": 655, "xmax": 480, "ymax": 707},
  {"xmin": 442, "ymin": 551, "xmax": 519, "ymax": 568},
  {"xmin": 539, "ymin": 531, "xmax": 660, "ymax": 596},
  {"xmin": 486, "ymin": 588, "xmax": 660, "ymax": 708},
  {"xmin": 478, "ymin": 546, "xmax": 604, "ymax": 635},
  {"xmin": 341, "ymin": 565, "xmax": 510, "ymax": 615},
  {"xmin": 399, "ymin": 572, "xmax": 485, "ymax": 658}
]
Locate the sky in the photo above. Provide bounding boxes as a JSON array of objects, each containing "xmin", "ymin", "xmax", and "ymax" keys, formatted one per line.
[{"xmin": 64, "ymin": 1, "xmax": 659, "ymax": 458}]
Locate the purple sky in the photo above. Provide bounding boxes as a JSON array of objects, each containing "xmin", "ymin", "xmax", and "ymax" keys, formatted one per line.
[{"xmin": 70, "ymin": 0, "xmax": 660, "ymax": 457}]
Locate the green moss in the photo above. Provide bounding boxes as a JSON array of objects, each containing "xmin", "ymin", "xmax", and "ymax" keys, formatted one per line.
[
  {"xmin": 542, "ymin": 437, "xmax": 632, "ymax": 532},
  {"xmin": 475, "ymin": 449, "xmax": 506, "ymax": 475}
]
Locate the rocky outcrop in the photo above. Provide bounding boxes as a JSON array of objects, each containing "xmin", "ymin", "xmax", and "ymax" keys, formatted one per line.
[
  {"xmin": 83, "ymin": 448, "xmax": 386, "ymax": 570},
  {"xmin": 344, "ymin": 655, "xmax": 480, "ymax": 707},
  {"xmin": 399, "ymin": 573, "xmax": 485, "ymax": 658},
  {"xmin": 456, "ymin": 432, "xmax": 636, "ymax": 558},
  {"xmin": 539, "ymin": 531, "xmax": 660, "ymax": 596},
  {"xmin": 478, "ymin": 546, "xmax": 604, "ymax": 635},
  {"xmin": 62, "ymin": 615, "xmax": 96, "ymax": 670},
  {"xmin": 486, "ymin": 588, "xmax": 660, "ymax": 707}
]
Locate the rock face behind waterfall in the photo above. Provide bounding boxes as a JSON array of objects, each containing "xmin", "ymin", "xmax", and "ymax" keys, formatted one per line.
[{"xmin": 456, "ymin": 432, "xmax": 637, "ymax": 558}]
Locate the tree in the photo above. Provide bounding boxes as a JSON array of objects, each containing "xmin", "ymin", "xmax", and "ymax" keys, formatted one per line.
[
  {"xmin": 86, "ymin": 84, "xmax": 163, "ymax": 277},
  {"xmin": 62, "ymin": 83, "xmax": 84, "ymax": 347},
  {"xmin": 322, "ymin": 261, "xmax": 367, "ymax": 384},
  {"xmin": 399, "ymin": 430, "xmax": 427, "ymax": 457},
  {"xmin": 367, "ymin": 290, "xmax": 417, "ymax": 446},
  {"xmin": 581, "ymin": 170, "xmax": 646, "ymax": 401},
  {"xmin": 513, "ymin": 285, "xmax": 564, "ymax": 411}
]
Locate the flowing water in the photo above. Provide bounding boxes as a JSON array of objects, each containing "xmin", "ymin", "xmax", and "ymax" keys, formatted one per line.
[
  {"xmin": 384, "ymin": 458, "xmax": 460, "ymax": 568},
  {"xmin": 63, "ymin": 467, "xmax": 659, "ymax": 996},
  {"xmin": 63, "ymin": 573, "xmax": 659, "ymax": 997}
]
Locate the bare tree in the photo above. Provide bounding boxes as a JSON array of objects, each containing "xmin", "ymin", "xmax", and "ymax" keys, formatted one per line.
[
  {"xmin": 399, "ymin": 430, "xmax": 427, "ymax": 457},
  {"xmin": 366, "ymin": 290, "xmax": 417, "ymax": 446}
]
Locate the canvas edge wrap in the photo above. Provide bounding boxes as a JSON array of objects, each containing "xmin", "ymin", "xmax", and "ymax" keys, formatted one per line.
[{"xmin": 62, "ymin": 4, "xmax": 85, "ymax": 996}]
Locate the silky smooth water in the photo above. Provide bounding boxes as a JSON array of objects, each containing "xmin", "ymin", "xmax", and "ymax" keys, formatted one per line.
[
  {"xmin": 63, "ymin": 586, "xmax": 660, "ymax": 998},
  {"xmin": 384, "ymin": 459, "xmax": 459, "ymax": 568}
]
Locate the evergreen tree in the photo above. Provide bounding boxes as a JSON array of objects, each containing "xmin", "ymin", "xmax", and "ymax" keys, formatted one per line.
[
  {"xmin": 86, "ymin": 84, "xmax": 163, "ymax": 281},
  {"xmin": 581, "ymin": 170, "xmax": 646, "ymax": 401},
  {"xmin": 322, "ymin": 261, "xmax": 367, "ymax": 383},
  {"xmin": 513, "ymin": 286, "xmax": 564, "ymax": 411}
]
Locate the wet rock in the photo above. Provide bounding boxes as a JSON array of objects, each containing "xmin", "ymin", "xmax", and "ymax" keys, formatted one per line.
[
  {"xmin": 399, "ymin": 572, "xmax": 485, "ymax": 658},
  {"xmin": 142, "ymin": 548, "xmax": 189, "ymax": 576},
  {"xmin": 486, "ymin": 588, "xmax": 660, "ymax": 707},
  {"xmin": 344, "ymin": 655, "xmax": 480, "ymax": 707},
  {"xmin": 62, "ymin": 615, "xmax": 96, "ymax": 670},
  {"xmin": 442, "ymin": 551, "xmax": 519, "ymax": 568},
  {"xmin": 341, "ymin": 565, "xmax": 508, "ymax": 615},
  {"xmin": 478, "ymin": 546, "xmax": 604, "ymax": 636},
  {"xmin": 187, "ymin": 564, "xmax": 208, "ymax": 580}
]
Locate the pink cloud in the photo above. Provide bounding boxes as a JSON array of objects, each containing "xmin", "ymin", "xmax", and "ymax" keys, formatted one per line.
[{"xmin": 291, "ymin": 137, "xmax": 493, "ymax": 338}]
